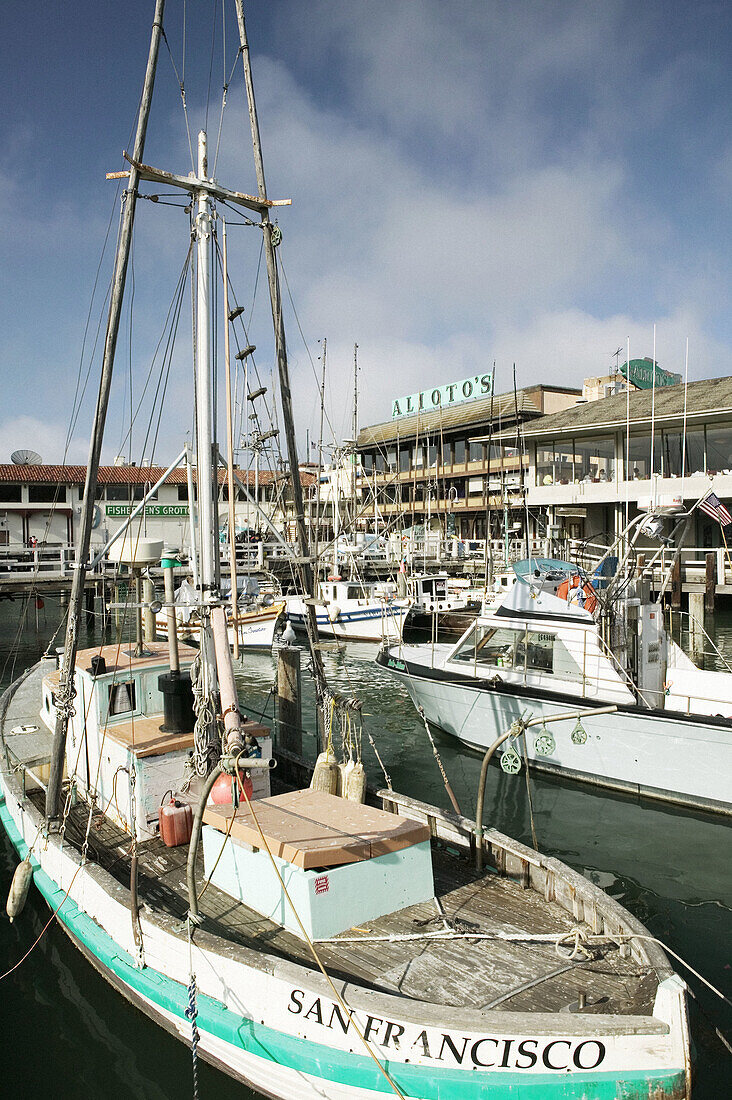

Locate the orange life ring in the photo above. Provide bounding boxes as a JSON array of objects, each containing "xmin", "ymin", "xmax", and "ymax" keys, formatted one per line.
[{"xmin": 557, "ymin": 574, "xmax": 598, "ymax": 613}]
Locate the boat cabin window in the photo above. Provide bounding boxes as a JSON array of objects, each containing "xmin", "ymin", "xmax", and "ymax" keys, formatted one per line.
[
  {"xmin": 108, "ymin": 680, "xmax": 137, "ymax": 716},
  {"xmin": 451, "ymin": 624, "xmax": 556, "ymax": 673},
  {"xmin": 347, "ymin": 585, "xmax": 362, "ymax": 600}
]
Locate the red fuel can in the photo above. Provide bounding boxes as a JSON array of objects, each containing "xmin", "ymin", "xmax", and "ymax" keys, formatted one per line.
[{"xmin": 158, "ymin": 798, "xmax": 193, "ymax": 847}]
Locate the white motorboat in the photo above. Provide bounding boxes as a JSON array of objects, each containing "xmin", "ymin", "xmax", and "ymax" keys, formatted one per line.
[{"xmin": 378, "ymin": 556, "xmax": 732, "ymax": 815}]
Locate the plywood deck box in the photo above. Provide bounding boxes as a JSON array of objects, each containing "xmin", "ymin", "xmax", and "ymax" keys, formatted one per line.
[{"xmin": 202, "ymin": 789, "xmax": 434, "ymax": 939}]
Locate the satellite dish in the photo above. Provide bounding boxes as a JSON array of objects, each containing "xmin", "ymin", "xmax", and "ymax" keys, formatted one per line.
[{"xmin": 11, "ymin": 449, "xmax": 42, "ymax": 465}]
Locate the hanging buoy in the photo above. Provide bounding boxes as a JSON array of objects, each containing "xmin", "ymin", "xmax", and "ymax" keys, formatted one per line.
[
  {"xmin": 337, "ymin": 757, "xmax": 355, "ymax": 797},
  {"xmin": 344, "ymin": 761, "xmax": 366, "ymax": 804},
  {"xmin": 207, "ymin": 770, "xmax": 253, "ymax": 806},
  {"xmin": 35, "ymin": 596, "xmax": 44, "ymax": 610},
  {"xmin": 6, "ymin": 856, "xmax": 34, "ymax": 923},
  {"xmin": 310, "ymin": 748, "xmax": 339, "ymax": 794}
]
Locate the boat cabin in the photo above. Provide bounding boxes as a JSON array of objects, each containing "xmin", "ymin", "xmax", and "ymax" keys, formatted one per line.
[{"xmin": 41, "ymin": 642, "xmax": 272, "ymax": 840}]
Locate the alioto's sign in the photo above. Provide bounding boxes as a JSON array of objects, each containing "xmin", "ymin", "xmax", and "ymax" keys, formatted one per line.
[
  {"xmin": 620, "ymin": 359, "xmax": 681, "ymax": 390},
  {"xmin": 105, "ymin": 504, "xmax": 189, "ymax": 517},
  {"xmin": 392, "ymin": 373, "xmax": 493, "ymax": 419}
]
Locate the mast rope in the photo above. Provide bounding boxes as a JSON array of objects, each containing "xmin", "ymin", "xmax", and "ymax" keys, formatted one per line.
[{"xmin": 161, "ymin": 27, "xmax": 194, "ymax": 171}]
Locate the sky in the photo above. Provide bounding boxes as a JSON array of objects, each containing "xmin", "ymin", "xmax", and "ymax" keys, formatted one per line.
[{"xmin": 0, "ymin": 0, "xmax": 730, "ymax": 466}]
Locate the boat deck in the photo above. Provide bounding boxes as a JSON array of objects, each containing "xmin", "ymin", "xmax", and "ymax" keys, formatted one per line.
[
  {"xmin": 3, "ymin": 663, "xmax": 658, "ymax": 1019},
  {"xmin": 32, "ymin": 789, "xmax": 656, "ymax": 1018}
]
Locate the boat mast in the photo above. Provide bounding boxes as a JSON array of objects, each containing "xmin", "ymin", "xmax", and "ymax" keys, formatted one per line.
[
  {"xmin": 46, "ymin": 0, "xmax": 166, "ymax": 822},
  {"xmin": 234, "ymin": 1, "xmax": 328, "ymax": 714},
  {"xmin": 194, "ymin": 130, "xmax": 218, "ymax": 598}
]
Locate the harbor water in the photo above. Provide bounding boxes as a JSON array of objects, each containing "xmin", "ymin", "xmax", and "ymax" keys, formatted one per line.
[{"xmin": 1, "ymin": 595, "xmax": 730, "ymax": 1097}]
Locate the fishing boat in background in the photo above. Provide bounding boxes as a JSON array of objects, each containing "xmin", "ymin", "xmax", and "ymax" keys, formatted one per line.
[
  {"xmin": 156, "ymin": 574, "xmax": 285, "ymax": 652},
  {"xmin": 285, "ymin": 575, "xmax": 408, "ymax": 642},
  {"xmin": 0, "ymin": 4, "xmax": 693, "ymax": 1099}
]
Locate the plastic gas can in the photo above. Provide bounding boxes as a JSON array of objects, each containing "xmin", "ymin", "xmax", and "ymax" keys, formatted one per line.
[{"xmin": 158, "ymin": 797, "xmax": 193, "ymax": 847}]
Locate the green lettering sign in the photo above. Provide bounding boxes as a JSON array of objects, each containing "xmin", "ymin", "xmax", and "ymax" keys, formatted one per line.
[{"xmin": 105, "ymin": 504, "xmax": 190, "ymax": 517}]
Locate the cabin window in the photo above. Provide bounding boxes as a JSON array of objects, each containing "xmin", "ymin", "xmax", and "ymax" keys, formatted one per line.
[
  {"xmin": 451, "ymin": 624, "xmax": 558, "ymax": 674},
  {"xmin": 108, "ymin": 680, "xmax": 137, "ymax": 716},
  {"xmin": 347, "ymin": 585, "xmax": 362, "ymax": 600}
]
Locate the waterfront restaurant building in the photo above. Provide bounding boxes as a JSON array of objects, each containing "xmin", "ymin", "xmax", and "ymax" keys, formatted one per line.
[
  {"xmin": 0, "ymin": 462, "xmax": 313, "ymax": 551},
  {"xmin": 496, "ymin": 375, "xmax": 732, "ymax": 550},
  {"xmin": 355, "ymin": 381, "xmax": 580, "ymax": 541}
]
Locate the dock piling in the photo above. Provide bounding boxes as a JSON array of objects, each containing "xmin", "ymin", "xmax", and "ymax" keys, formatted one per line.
[{"xmin": 277, "ymin": 645, "xmax": 302, "ymax": 756}]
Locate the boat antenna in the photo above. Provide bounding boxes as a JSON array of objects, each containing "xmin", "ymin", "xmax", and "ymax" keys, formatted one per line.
[
  {"xmin": 45, "ymin": 0, "xmax": 166, "ymax": 823},
  {"xmin": 234, "ymin": 2, "xmax": 328, "ymax": 725}
]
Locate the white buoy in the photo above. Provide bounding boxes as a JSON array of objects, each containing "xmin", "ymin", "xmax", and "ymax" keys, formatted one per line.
[
  {"xmin": 310, "ymin": 748, "xmax": 339, "ymax": 794},
  {"xmin": 6, "ymin": 856, "xmax": 34, "ymax": 923},
  {"xmin": 338, "ymin": 757, "xmax": 355, "ymax": 797},
  {"xmin": 345, "ymin": 761, "xmax": 366, "ymax": 804}
]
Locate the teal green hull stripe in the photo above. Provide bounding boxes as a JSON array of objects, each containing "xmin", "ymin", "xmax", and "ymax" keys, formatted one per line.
[{"xmin": 0, "ymin": 793, "xmax": 685, "ymax": 1099}]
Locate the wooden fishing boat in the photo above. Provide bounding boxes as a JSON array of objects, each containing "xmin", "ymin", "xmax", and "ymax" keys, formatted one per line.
[
  {"xmin": 1, "ymin": 653, "xmax": 691, "ymax": 1099},
  {"xmin": 0, "ymin": 4, "xmax": 691, "ymax": 1097}
]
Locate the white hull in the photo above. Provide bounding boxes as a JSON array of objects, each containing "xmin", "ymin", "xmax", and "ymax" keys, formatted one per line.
[
  {"xmin": 379, "ymin": 646, "xmax": 732, "ymax": 814},
  {"xmin": 157, "ymin": 601, "xmax": 284, "ymax": 652},
  {"xmin": 286, "ymin": 597, "xmax": 405, "ymax": 643}
]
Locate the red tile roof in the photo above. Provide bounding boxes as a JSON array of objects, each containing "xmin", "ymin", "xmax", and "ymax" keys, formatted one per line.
[{"xmin": 0, "ymin": 464, "xmax": 315, "ymax": 487}]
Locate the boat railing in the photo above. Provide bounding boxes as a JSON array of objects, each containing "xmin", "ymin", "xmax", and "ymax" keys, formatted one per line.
[{"xmin": 377, "ymin": 788, "xmax": 668, "ymax": 974}]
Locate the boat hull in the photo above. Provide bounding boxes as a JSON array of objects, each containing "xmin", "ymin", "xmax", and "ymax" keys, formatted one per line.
[
  {"xmin": 157, "ymin": 601, "xmax": 285, "ymax": 652},
  {"xmin": 377, "ymin": 647, "xmax": 732, "ymax": 815},
  {"xmin": 286, "ymin": 598, "xmax": 405, "ymax": 642}
]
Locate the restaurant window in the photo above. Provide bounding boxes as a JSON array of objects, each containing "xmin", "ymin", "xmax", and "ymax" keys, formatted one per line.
[
  {"xmin": 399, "ymin": 447, "xmax": 410, "ymax": 473},
  {"xmin": 375, "ymin": 451, "xmax": 385, "ymax": 473},
  {"xmin": 660, "ymin": 429, "xmax": 706, "ymax": 478},
  {"xmin": 441, "ymin": 439, "xmax": 453, "ymax": 465},
  {"xmin": 361, "ymin": 453, "xmax": 373, "ymax": 475},
  {"xmin": 28, "ymin": 485, "xmax": 64, "ymax": 503},
  {"xmin": 386, "ymin": 447, "xmax": 397, "ymax": 473},
  {"xmin": 0, "ymin": 486, "xmax": 22, "ymax": 502},
  {"xmin": 469, "ymin": 440, "xmax": 484, "ymax": 463},
  {"xmin": 177, "ymin": 484, "xmax": 189, "ymax": 501},
  {"xmin": 573, "ymin": 437, "xmax": 614, "ymax": 482},
  {"xmin": 626, "ymin": 435, "xmax": 661, "ymax": 480},
  {"xmin": 705, "ymin": 426, "xmax": 732, "ymax": 475},
  {"xmin": 453, "ymin": 438, "xmax": 466, "ymax": 464},
  {"xmin": 426, "ymin": 442, "xmax": 438, "ymax": 468}
]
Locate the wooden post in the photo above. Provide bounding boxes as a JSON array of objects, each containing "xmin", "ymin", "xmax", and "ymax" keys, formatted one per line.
[
  {"xmin": 277, "ymin": 646, "xmax": 302, "ymax": 756},
  {"xmin": 705, "ymin": 552, "xmax": 716, "ymax": 614},
  {"xmin": 689, "ymin": 591, "xmax": 705, "ymax": 662},
  {"xmin": 84, "ymin": 587, "xmax": 95, "ymax": 628},
  {"xmin": 671, "ymin": 555, "xmax": 682, "ymax": 609}
]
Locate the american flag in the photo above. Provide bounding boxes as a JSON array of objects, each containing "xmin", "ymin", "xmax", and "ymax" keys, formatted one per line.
[{"xmin": 699, "ymin": 491, "xmax": 732, "ymax": 527}]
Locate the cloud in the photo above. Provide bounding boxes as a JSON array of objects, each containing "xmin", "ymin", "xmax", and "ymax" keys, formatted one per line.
[{"xmin": 0, "ymin": 416, "xmax": 90, "ymax": 466}]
